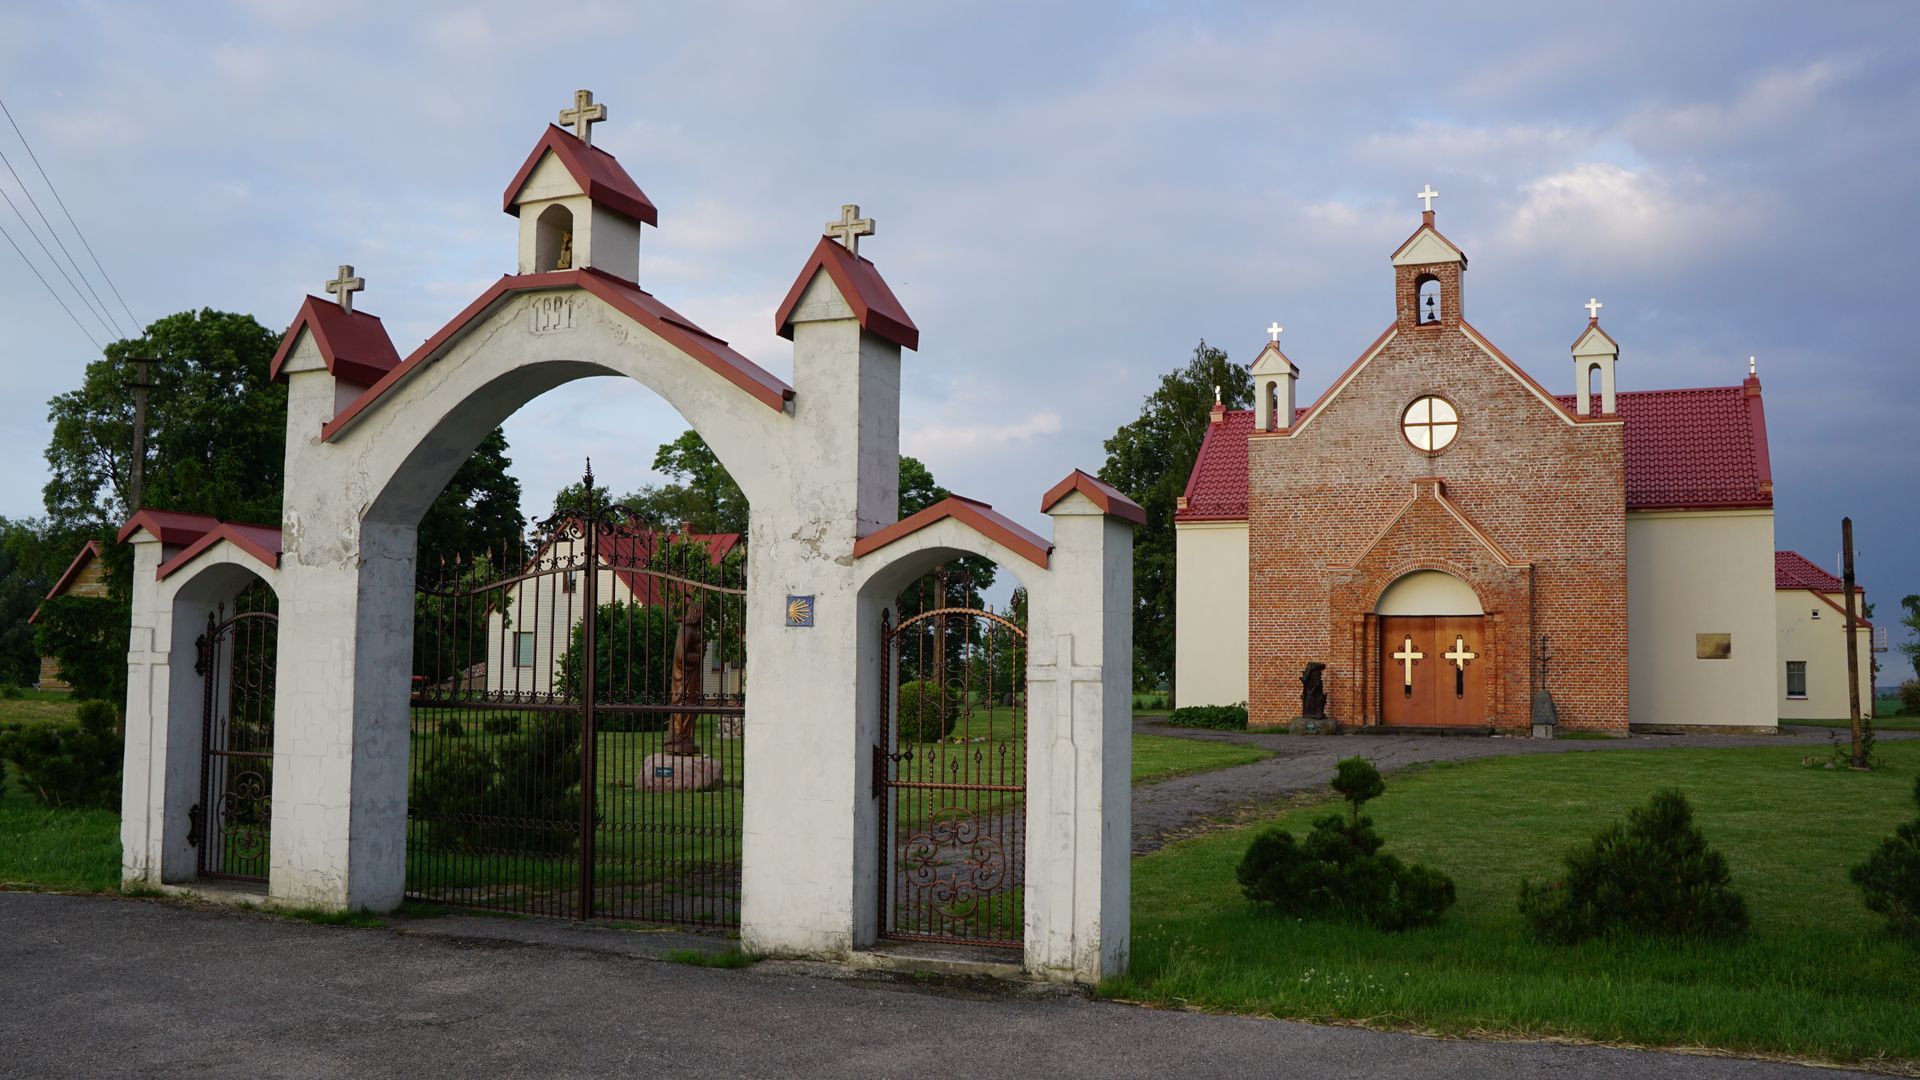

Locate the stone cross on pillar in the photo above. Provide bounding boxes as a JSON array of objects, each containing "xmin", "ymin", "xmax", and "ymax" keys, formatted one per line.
[
  {"xmin": 1030, "ymin": 632, "xmax": 1104, "ymax": 964},
  {"xmin": 1267, "ymin": 322, "xmax": 1283, "ymax": 343},
  {"xmin": 1585, "ymin": 297, "xmax": 1604, "ymax": 320},
  {"xmin": 325, "ymin": 265, "xmax": 365, "ymax": 314},
  {"xmin": 559, "ymin": 89, "xmax": 607, "ymax": 147},
  {"xmin": 825, "ymin": 204, "xmax": 875, "ymax": 257},
  {"xmin": 1417, "ymin": 184, "xmax": 1440, "ymax": 213}
]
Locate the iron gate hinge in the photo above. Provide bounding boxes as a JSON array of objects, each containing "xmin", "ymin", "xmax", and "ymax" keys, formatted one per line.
[
  {"xmin": 871, "ymin": 744, "xmax": 883, "ymax": 800},
  {"xmin": 186, "ymin": 802, "xmax": 204, "ymax": 848}
]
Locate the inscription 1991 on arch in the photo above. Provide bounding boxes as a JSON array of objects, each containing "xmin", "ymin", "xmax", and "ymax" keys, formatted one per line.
[{"xmin": 529, "ymin": 294, "xmax": 577, "ymax": 334}]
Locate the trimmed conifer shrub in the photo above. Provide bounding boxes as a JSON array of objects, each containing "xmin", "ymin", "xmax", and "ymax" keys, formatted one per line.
[
  {"xmin": 1851, "ymin": 774, "xmax": 1920, "ymax": 939},
  {"xmin": 1519, "ymin": 787, "xmax": 1749, "ymax": 943},
  {"xmin": 0, "ymin": 699, "xmax": 122, "ymax": 809},
  {"xmin": 896, "ymin": 679, "xmax": 965, "ymax": 743},
  {"xmin": 1236, "ymin": 757, "xmax": 1456, "ymax": 931}
]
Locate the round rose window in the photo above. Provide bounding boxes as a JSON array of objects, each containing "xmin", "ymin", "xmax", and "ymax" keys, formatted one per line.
[{"xmin": 1402, "ymin": 396, "xmax": 1459, "ymax": 452}]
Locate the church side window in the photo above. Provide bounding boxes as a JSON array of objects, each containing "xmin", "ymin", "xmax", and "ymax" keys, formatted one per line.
[
  {"xmin": 1402, "ymin": 395, "xmax": 1459, "ymax": 452},
  {"xmin": 1785, "ymin": 661, "xmax": 1807, "ymax": 700}
]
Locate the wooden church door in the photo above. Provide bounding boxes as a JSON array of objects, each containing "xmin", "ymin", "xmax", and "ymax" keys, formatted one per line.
[{"xmin": 1379, "ymin": 616, "xmax": 1486, "ymax": 726}]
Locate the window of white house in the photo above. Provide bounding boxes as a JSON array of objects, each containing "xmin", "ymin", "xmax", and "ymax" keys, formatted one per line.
[
  {"xmin": 1810, "ymin": 608, "xmax": 1820, "ymax": 619},
  {"xmin": 514, "ymin": 631, "xmax": 536, "ymax": 668},
  {"xmin": 1785, "ymin": 660, "xmax": 1807, "ymax": 699}
]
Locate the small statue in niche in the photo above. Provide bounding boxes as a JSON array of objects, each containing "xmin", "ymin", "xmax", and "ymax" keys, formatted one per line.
[
  {"xmin": 555, "ymin": 229, "xmax": 574, "ymax": 270},
  {"xmin": 1300, "ymin": 662, "xmax": 1328, "ymax": 720}
]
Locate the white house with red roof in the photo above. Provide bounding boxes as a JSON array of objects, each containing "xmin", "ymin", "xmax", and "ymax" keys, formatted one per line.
[
  {"xmin": 1774, "ymin": 551, "xmax": 1875, "ymax": 722},
  {"xmin": 1174, "ymin": 197, "xmax": 1784, "ymax": 733},
  {"xmin": 482, "ymin": 522, "xmax": 744, "ymax": 698}
]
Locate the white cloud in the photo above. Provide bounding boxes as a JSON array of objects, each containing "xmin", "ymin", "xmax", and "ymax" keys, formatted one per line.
[
  {"xmin": 1496, "ymin": 163, "xmax": 1751, "ymax": 270},
  {"xmin": 902, "ymin": 411, "xmax": 1064, "ymax": 459}
]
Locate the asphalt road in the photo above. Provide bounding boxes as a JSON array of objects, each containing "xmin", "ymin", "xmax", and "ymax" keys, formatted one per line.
[{"xmin": 0, "ymin": 892, "xmax": 1887, "ymax": 1079}]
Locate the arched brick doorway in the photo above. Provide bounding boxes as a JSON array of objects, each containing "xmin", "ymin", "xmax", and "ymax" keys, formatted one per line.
[{"xmin": 1376, "ymin": 570, "xmax": 1486, "ymax": 727}]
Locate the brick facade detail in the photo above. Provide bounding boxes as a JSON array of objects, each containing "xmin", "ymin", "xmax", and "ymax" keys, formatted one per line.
[{"xmin": 1247, "ymin": 255, "xmax": 1628, "ymax": 733}]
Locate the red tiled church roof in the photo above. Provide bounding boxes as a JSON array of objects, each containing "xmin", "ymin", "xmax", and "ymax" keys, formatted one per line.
[
  {"xmin": 1551, "ymin": 386, "xmax": 1773, "ymax": 512},
  {"xmin": 1178, "ymin": 386, "xmax": 1772, "ymax": 522},
  {"xmin": 1775, "ymin": 550, "xmax": 1861, "ymax": 594}
]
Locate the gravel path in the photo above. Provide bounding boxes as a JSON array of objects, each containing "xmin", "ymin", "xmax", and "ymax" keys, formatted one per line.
[{"xmin": 1130, "ymin": 720, "xmax": 1910, "ymax": 853}]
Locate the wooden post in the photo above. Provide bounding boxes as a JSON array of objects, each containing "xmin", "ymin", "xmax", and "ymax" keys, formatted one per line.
[
  {"xmin": 1843, "ymin": 517, "xmax": 1865, "ymax": 770},
  {"xmin": 128, "ymin": 354, "xmax": 157, "ymax": 511}
]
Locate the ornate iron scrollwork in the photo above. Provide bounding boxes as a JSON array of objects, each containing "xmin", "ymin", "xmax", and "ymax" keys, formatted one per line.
[
  {"xmin": 187, "ymin": 802, "xmax": 204, "ymax": 848},
  {"xmin": 902, "ymin": 806, "xmax": 1007, "ymax": 920}
]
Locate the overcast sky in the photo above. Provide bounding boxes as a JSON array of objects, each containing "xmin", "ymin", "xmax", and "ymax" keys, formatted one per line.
[{"xmin": 0, "ymin": 1, "xmax": 1914, "ymax": 676}]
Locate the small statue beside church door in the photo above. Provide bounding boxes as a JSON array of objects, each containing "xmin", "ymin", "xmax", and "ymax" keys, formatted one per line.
[{"xmin": 1301, "ymin": 662, "xmax": 1328, "ymax": 720}]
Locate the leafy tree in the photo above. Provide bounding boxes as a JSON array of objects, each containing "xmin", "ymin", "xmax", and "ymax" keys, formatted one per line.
[
  {"xmin": 1099, "ymin": 341, "xmax": 1253, "ymax": 693},
  {"xmin": 43, "ymin": 310, "xmax": 286, "ymax": 533},
  {"xmin": 30, "ymin": 595, "xmax": 130, "ymax": 704},
  {"xmin": 0, "ymin": 699, "xmax": 123, "ymax": 808},
  {"xmin": 415, "ymin": 428, "xmax": 524, "ymax": 580},
  {"xmin": 0, "ymin": 517, "xmax": 79, "ymax": 686},
  {"xmin": 549, "ymin": 477, "xmax": 615, "ymax": 523}
]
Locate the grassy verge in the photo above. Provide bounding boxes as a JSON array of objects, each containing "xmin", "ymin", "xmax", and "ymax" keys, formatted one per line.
[
  {"xmin": 1102, "ymin": 742, "xmax": 1920, "ymax": 1068},
  {"xmin": 0, "ymin": 769, "xmax": 120, "ymax": 893},
  {"xmin": 662, "ymin": 946, "xmax": 757, "ymax": 969},
  {"xmin": 1132, "ymin": 734, "xmax": 1267, "ymax": 785}
]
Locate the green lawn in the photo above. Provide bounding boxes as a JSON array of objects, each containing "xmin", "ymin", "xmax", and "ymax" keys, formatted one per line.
[
  {"xmin": 1132, "ymin": 734, "xmax": 1267, "ymax": 785},
  {"xmin": 1103, "ymin": 742, "xmax": 1920, "ymax": 1068},
  {"xmin": 0, "ymin": 769, "xmax": 121, "ymax": 893},
  {"xmin": 1785, "ymin": 715, "xmax": 1920, "ymax": 732}
]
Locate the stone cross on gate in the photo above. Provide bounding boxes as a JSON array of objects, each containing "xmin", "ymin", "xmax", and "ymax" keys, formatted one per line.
[
  {"xmin": 1267, "ymin": 322, "xmax": 1283, "ymax": 343},
  {"xmin": 559, "ymin": 89, "xmax": 607, "ymax": 147},
  {"xmin": 1585, "ymin": 297, "xmax": 1604, "ymax": 320},
  {"xmin": 1417, "ymin": 184, "xmax": 1439, "ymax": 213},
  {"xmin": 826, "ymin": 204, "xmax": 874, "ymax": 256},
  {"xmin": 325, "ymin": 265, "xmax": 365, "ymax": 314},
  {"xmin": 1392, "ymin": 635, "xmax": 1424, "ymax": 695},
  {"xmin": 1028, "ymin": 633, "xmax": 1104, "ymax": 953}
]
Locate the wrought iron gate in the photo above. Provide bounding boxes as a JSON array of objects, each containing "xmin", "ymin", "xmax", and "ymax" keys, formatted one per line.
[
  {"xmin": 877, "ymin": 593, "xmax": 1027, "ymax": 948},
  {"xmin": 406, "ymin": 465, "xmax": 746, "ymax": 925},
  {"xmin": 192, "ymin": 605, "xmax": 278, "ymax": 883}
]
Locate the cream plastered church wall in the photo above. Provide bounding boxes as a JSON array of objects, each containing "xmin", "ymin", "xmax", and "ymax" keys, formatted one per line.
[
  {"xmin": 1775, "ymin": 589, "xmax": 1875, "ymax": 722},
  {"xmin": 1625, "ymin": 509, "xmax": 1777, "ymax": 729},
  {"xmin": 1173, "ymin": 520, "xmax": 1248, "ymax": 708}
]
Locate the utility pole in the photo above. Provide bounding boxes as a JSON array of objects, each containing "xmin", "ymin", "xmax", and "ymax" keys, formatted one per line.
[
  {"xmin": 1843, "ymin": 517, "xmax": 1866, "ymax": 770},
  {"xmin": 128, "ymin": 351, "xmax": 158, "ymax": 512}
]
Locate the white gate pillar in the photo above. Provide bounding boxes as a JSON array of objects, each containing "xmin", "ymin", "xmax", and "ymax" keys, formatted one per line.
[
  {"xmin": 269, "ymin": 517, "xmax": 417, "ymax": 910},
  {"xmin": 1025, "ymin": 480, "xmax": 1137, "ymax": 983}
]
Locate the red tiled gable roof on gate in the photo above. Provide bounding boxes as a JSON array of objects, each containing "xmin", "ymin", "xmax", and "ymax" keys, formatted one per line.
[
  {"xmin": 1041, "ymin": 469, "xmax": 1147, "ymax": 525},
  {"xmin": 156, "ymin": 522, "xmax": 283, "ymax": 581},
  {"xmin": 1177, "ymin": 386, "xmax": 1772, "ymax": 522},
  {"xmin": 774, "ymin": 237, "xmax": 919, "ymax": 351},
  {"xmin": 268, "ymin": 296, "xmax": 404, "ymax": 387},
  {"xmin": 321, "ymin": 267, "xmax": 795, "ymax": 441},
  {"xmin": 852, "ymin": 495, "xmax": 1053, "ymax": 569},
  {"xmin": 502, "ymin": 125, "xmax": 658, "ymax": 226},
  {"xmin": 28, "ymin": 540, "xmax": 101, "ymax": 625},
  {"xmin": 118, "ymin": 508, "xmax": 222, "ymax": 547}
]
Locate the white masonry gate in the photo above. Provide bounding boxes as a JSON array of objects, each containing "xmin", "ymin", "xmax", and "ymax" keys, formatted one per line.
[{"xmin": 119, "ymin": 92, "xmax": 1139, "ymax": 983}]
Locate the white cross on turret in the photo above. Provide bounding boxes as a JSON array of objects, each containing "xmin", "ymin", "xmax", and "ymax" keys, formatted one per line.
[
  {"xmin": 559, "ymin": 89, "xmax": 607, "ymax": 147},
  {"xmin": 1267, "ymin": 322, "xmax": 1284, "ymax": 343},
  {"xmin": 1585, "ymin": 297, "xmax": 1604, "ymax": 320},
  {"xmin": 826, "ymin": 204, "xmax": 875, "ymax": 256},
  {"xmin": 1417, "ymin": 184, "xmax": 1440, "ymax": 213},
  {"xmin": 325, "ymin": 265, "xmax": 365, "ymax": 314}
]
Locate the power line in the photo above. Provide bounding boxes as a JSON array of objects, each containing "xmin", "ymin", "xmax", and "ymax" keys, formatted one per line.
[
  {"xmin": 0, "ymin": 94, "xmax": 141, "ymax": 332},
  {"xmin": 0, "ymin": 170, "xmax": 120, "ymax": 341},
  {"xmin": 0, "ymin": 213, "xmax": 102, "ymax": 351},
  {"xmin": 0, "ymin": 142, "xmax": 125, "ymax": 338}
]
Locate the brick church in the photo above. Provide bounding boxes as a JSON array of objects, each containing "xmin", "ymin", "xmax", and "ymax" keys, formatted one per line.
[{"xmin": 1173, "ymin": 194, "xmax": 1778, "ymax": 733}]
